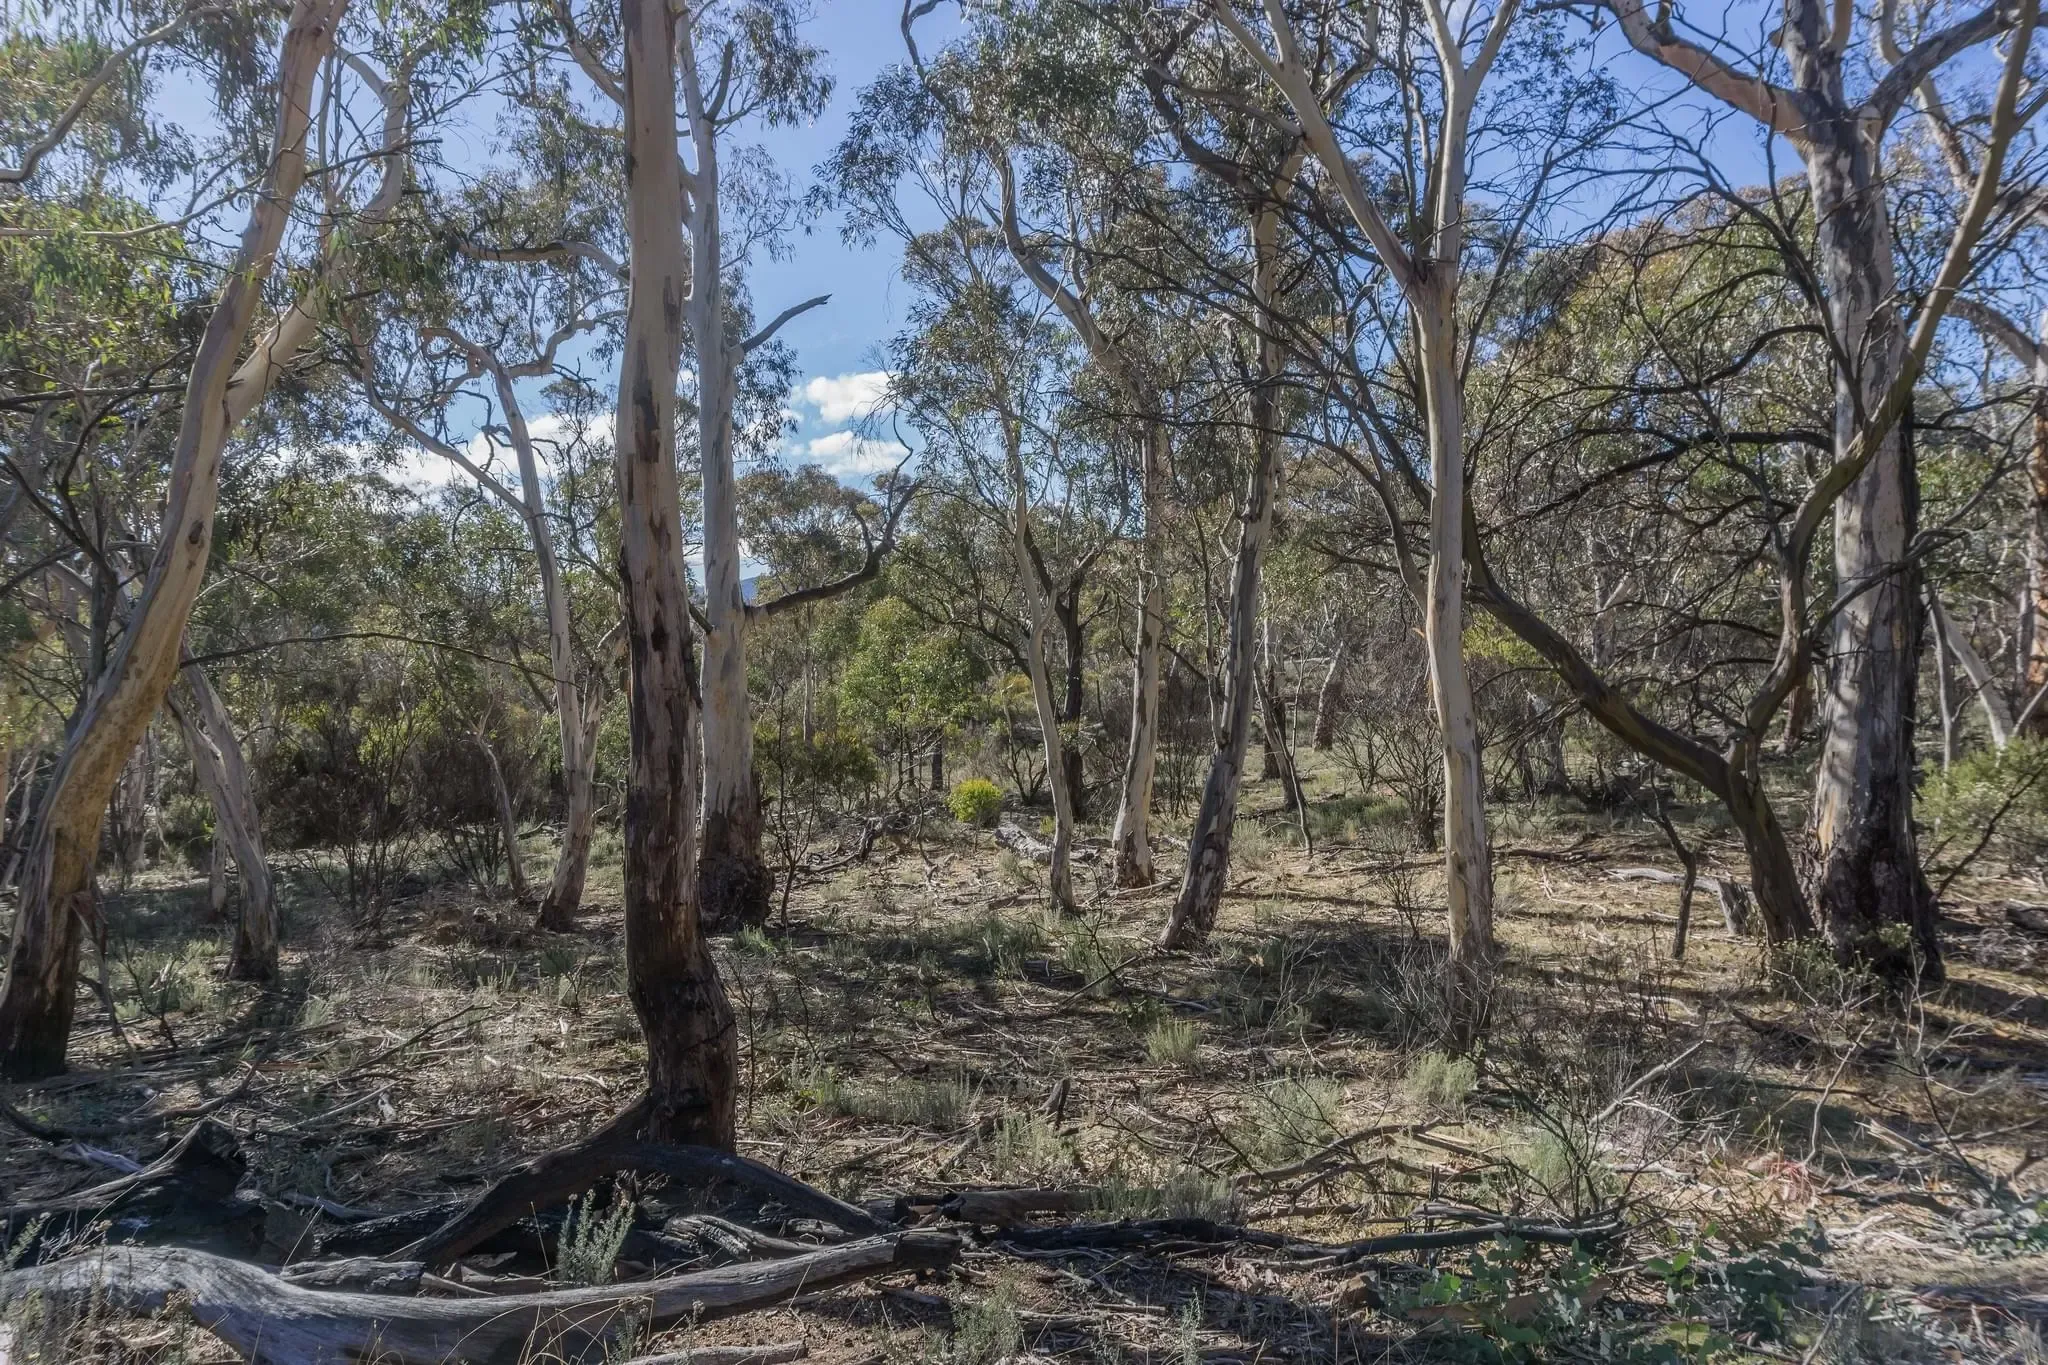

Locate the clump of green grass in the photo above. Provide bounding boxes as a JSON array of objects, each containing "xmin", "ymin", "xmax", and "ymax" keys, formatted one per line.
[
  {"xmin": 556, "ymin": 1188, "xmax": 635, "ymax": 1286},
  {"xmin": 796, "ymin": 1063, "xmax": 977, "ymax": 1130},
  {"xmin": 989, "ymin": 1110, "xmax": 1069, "ymax": 1181},
  {"xmin": 1092, "ymin": 1169, "xmax": 1234, "ymax": 1222},
  {"xmin": 1234, "ymin": 1075, "xmax": 1345, "ymax": 1165},
  {"xmin": 1144, "ymin": 1016, "xmax": 1200, "ymax": 1064},
  {"xmin": 1403, "ymin": 1050, "xmax": 1477, "ymax": 1111},
  {"xmin": 949, "ymin": 1274, "xmax": 1024, "ymax": 1364}
]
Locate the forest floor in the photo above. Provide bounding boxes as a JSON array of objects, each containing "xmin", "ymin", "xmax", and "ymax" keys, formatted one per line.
[{"xmin": 4, "ymin": 757, "xmax": 2047, "ymax": 1363}]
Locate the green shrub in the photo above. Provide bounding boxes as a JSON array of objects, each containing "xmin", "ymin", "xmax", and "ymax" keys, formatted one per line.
[
  {"xmin": 1924, "ymin": 738, "xmax": 2048, "ymax": 878},
  {"xmin": 949, "ymin": 778, "xmax": 1004, "ymax": 828},
  {"xmin": 1404, "ymin": 1050, "xmax": 1478, "ymax": 1111},
  {"xmin": 557, "ymin": 1188, "xmax": 635, "ymax": 1285}
]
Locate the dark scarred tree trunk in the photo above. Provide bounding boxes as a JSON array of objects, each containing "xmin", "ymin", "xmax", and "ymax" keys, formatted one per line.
[
  {"xmin": 615, "ymin": 0, "xmax": 737, "ymax": 1147},
  {"xmin": 1801, "ymin": 123, "xmax": 1941, "ymax": 978}
]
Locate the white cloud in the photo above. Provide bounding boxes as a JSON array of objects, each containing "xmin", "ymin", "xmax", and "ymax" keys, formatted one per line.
[
  {"xmin": 799, "ymin": 371, "xmax": 892, "ymax": 424},
  {"xmin": 804, "ymin": 429, "xmax": 905, "ymax": 479}
]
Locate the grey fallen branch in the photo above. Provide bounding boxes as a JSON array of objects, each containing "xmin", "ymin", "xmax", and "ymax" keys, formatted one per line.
[
  {"xmin": 0, "ymin": 1233, "xmax": 957, "ymax": 1365},
  {"xmin": 992, "ymin": 1214, "xmax": 1622, "ymax": 1265}
]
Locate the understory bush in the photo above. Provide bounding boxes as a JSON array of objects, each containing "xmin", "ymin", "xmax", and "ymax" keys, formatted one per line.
[{"xmin": 949, "ymin": 777, "xmax": 1003, "ymax": 827}]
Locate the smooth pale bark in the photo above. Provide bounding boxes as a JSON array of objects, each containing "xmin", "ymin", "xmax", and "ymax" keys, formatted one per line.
[
  {"xmin": 1213, "ymin": 3, "xmax": 1510, "ymax": 1023},
  {"xmin": 997, "ymin": 161, "xmax": 1165, "ymax": 888},
  {"xmin": 1002, "ymin": 417, "xmax": 1079, "ymax": 915},
  {"xmin": 1160, "ymin": 185, "xmax": 1291, "ymax": 951},
  {"xmin": 368, "ymin": 351, "xmax": 599, "ymax": 930},
  {"xmin": 1416, "ymin": 297, "xmax": 1496, "ymax": 1027},
  {"xmin": 1928, "ymin": 585, "xmax": 2014, "ymax": 747},
  {"xmin": 0, "ymin": 0, "xmax": 345, "ymax": 1078},
  {"xmin": 1312, "ymin": 640, "xmax": 1347, "ymax": 751},
  {"xmin": 681, "ymin": 36, "xmax": 771, "ymax": 935},
  {"xmin": 172, "ymin": 665, "xmax": 277, "ymax": 978},
  {"xmin": 1932, "ymin": 610, "xmax": 1960, "ymax": 771},
  {"xmin": 615, "ymin": 0, "xmax": 737, "ymax": 1148}
]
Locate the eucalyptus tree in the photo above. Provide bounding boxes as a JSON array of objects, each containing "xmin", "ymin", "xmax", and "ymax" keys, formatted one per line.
[
  {"xmin": 830, "ymin": 63, "xmax": 1126, "ymax": 913},
  {"xmin": 578, "ymin": 0, "xmax": 736, "ymax": 1143},
  {"xmin": 905, "ymin": 3, "xmax": 1189, "ymax": 887},
  {"xmin": 349, "ymin": 143, "xmax": 626, "ymax": 931},
  {"xmin": 1160, "ymin": 0, "xmax": 1566, "ymax": 1014},
  {"xmin": 0, "ymin": 0, "xmax": 456, "ymax": 1075},
  {"xmin": 1571, "ymin": 0, "xmax": 2045, "ymax": 971}
]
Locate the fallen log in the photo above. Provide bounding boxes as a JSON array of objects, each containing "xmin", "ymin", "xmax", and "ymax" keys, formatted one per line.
[
  {"xmin": 993, "ymin": 1215, "xmax": 1623, "ymax": 1264},
  {"xmin": 0, "ymin": 1233, "xmax": 958, "ymax": 1365},
  {"xmin": 0, "ymin": 1119, "xmax": 263, "ymax": 1265},
  {"xmin": 619, "ymin": 1344, "xmax": 807, "ymax": 1365}
]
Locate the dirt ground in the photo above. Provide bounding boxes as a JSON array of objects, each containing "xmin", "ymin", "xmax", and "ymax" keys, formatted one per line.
[{"xmin": 3, "ymin": 761, "xmax": 2046, "ymax": 1363}]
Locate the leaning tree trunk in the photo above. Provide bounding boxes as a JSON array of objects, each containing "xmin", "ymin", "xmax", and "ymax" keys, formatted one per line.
[
  {"xmin": 0, "ymin": 0, "xmax": 343, "ymax": 1078},
  {"xmin": 1803, "ymin": 139, "xmax": 1941, "ymax": 980},
  {"xmin": 1928, "ymin": 584, "xmax": 2014, "ymax": 748},
  {"xmin": 1311, "ymin": 639, "xmax": 1347, "ymax": 751},
  {"xmin": 1161, "ymin": 194, "xmax": 1287, "ymax": 950},
  {"xmin": 173, "ymin": 666, "xmax": 277, "ymax": 979},
  {"xmin": 615, "ymin": 0, "xmax": 737, "ymax": 1147},
  {"xmin": 1004, "ymin": 420, "xmax": 1078, "ymax": 915},
  {"xmin": 1110, "ymin": 424, "xmax": 1168, "ymax": 888},
  {"xmin": 1416, "ymin": 295, "xmax": 1496, "ymax": 1032}
]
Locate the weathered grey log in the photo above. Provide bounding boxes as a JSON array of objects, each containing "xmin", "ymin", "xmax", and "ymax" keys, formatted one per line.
[
  {"xmin": 1610, "ymin": 868, "xmax": 1750, "ymax": 934},
  {"xmin": 2006, "ymin": 902, "xmax": 2048, "ymax": 934},
  {"xmin": 0, "ymin": 1232, "xmax": 958, "ymax": 1365},
  {"xmin": 619, "ymin": 1343, "xmax": 807, "ymax": 1365},
  {"xmin": 665, "ymin": 1214, "xmax": 816, "ymax": 1260},
  {"xmin": 278, "ymin": 1257, "xmax": 423, "ymax": 1294}
]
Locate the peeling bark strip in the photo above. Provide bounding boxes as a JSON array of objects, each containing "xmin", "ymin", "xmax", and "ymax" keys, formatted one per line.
[
  {"xmin": 0, "ymin": 1235, "xmax": 959, "ymax": 1365},
  {"xmin": 0, "ymin": 0, "xmax": 350, "ymax": 1080},
  {"xmin": 615, "ymin": 0, "xmax": 738, "ymax": 1148}
]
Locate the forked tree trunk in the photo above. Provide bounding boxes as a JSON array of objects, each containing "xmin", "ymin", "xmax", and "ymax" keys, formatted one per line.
[
  {"xmin": 615, "ymin": 0, "xmax": 737, "ymax": 1147},
  {"xmin": 172, "ymin": 666, "xmax": 277, "ymax": 979},
  {"xmin": 480, "ymin": 736, "xmax": 529, "ymax": 900},
  {"xmin": 1111, "ymin": 424, "xmax": 1167, "ymax": 887},
  {"xmin": 1802, "ymin": 136, "xmax": 1940, "ymax": 979},
  {"xmin": 0, "ymin": 0, "xmax": 343, "ymax": 1078},
  {"xmin": 995, "ymin": 161, "xmax": 1165, "ymax": 890},
  {"xmin": 1003, "ymin": 419, "xmax": 1078, "ymax": 915},
  {"xmin": 1160, "ymin": 188, "xmax": 1290, "ymax": 951}
]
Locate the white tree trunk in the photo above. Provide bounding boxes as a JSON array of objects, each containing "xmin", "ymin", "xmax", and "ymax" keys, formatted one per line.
[
  {"xmin": 1416, "ymin": 296, "xmax": 1496, "ymax": 1032},
  {"xmin": 174, "ymin": 666, "xmax": 277, "ymax": 979},
  {"xmin": 1110, "ymin": 422, "xmax": 1167, "ymax": 887},
  {"xmin": 1003, "ymin": 419, "xmax": 1078, "ymax": 915},
  {"xmin": 0, "ymin": 0, "xmax": 344, "ymax": 1077},
  {"xmin": 1928, "ymin": 585, "xmax": 2013, "ymax": 748}
]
